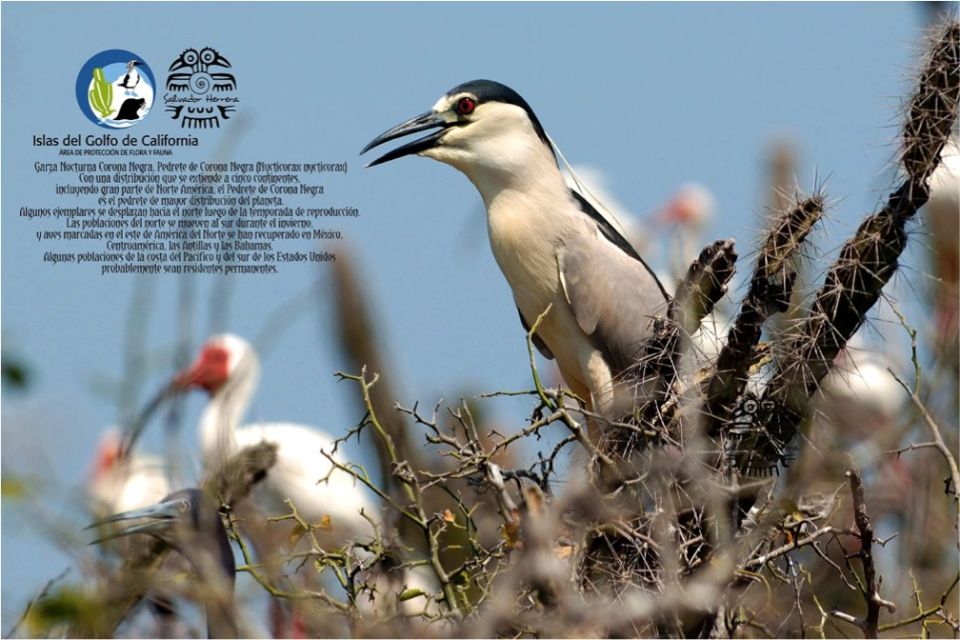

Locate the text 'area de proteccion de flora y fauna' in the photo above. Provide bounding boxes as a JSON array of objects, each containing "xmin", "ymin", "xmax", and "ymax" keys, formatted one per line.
[{"xmin": 21, "ymin": 152, "xmax": 360, "ymax": 276}]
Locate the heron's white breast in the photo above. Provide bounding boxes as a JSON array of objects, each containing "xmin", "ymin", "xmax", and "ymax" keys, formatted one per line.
[
  {"xmin": 484, "ymin": 187, "xmax": 602, "ymax": 394},
  {"xmin": 485, "ymin": 188, "xmax": 567, "ymax": 310},
  {"xmin": 443, "ymin": 123, "xmax": 611, "ymax": 397}
]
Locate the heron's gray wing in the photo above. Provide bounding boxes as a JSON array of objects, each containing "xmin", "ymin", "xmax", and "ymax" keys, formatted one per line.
[
  {"xmin": 519, "ymin": 307, "xmax": 554, "ymax": 359},
  {"xmin": 568, "ymin": 190, "xmax": 670, "ymax": 300},
  {"xmin": 557, "ymin": 213, "xmax": 669, "ymax": 373}
]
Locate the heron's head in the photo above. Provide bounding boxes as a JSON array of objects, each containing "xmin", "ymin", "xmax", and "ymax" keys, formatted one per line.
[
  {"xmin": 88, "ymin": 489, "xmax": 235, "ymax": 579},
  {"xmin": 362, "ymin": 79, "xmax": 554, "ymax": 178},
  {"xmin": 127, "ymin": 60, "xmax": 140, "ymax": 70},
  {"xmin": 173, "ymin": 334, "xmax": 258, "ymax": 396},
  {"xmin": 88, "ymin": 488, "xmax": 206, "ymax": 546}
]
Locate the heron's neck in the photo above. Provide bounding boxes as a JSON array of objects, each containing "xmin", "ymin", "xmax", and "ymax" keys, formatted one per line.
[
  {"xmin": 480, "ymin": 152, "xmax": 570, "ymax": 212},
  {"xmin": 182, "ymin": 525, "xmax": 237, "ymax": 639},
  {"xmin": 206, "ymin": 528, "xmax": 237, "ymax": 639},
  {"xmin": 461, "ymin": 142, "xmax": 569, "ymax": 214},
  {"xmin": 199, "ymin": 371, "xmax": 257, "ymax": 464},
  {"xmin": 206, "ymin": 602, "xmax": 238, "ymax": 640}
]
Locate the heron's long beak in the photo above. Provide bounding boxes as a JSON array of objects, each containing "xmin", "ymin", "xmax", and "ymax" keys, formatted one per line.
[
  {"xmin": 87, "ymin": 498, "xmax": 180, "ymax": 544},
  {"xmin": 361, "ymin": 111, "xmax": 451, "ymax": 167}
]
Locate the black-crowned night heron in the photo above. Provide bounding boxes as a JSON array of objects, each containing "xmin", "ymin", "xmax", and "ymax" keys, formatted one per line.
[
  {"xmin": 362, "ymin": 79, "xmax": 669, "ymax": 415},
  {"xmin": 89, "ymin": 488, "xmax": 238, "ymax": 638}
]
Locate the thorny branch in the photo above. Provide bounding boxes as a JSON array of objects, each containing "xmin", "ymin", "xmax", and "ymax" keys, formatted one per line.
[
  {"xmin": 889, "ymin": 370, "xmax": 960, "ymax": 527},
  {"xmin": 844, "ymin": 468, "xmax": 896, "ymax": 638},
  {"xmin": 705, "ymin": 195, "xmax": 824, "ymax": 438},
  {"xmin": 752, "ymin": 20, "xmax": 960, "ymax": 474}
]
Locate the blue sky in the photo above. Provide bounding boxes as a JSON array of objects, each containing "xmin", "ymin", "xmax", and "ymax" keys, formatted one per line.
[{"xmin": 1, "ymin": 1, "xmax": 938, "ymax": 623}]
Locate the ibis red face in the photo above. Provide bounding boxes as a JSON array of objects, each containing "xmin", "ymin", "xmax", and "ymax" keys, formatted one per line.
[
  {"xmin": 90, "ymin": 431, "xmax": 122, "ymax": 481},
  {"xmin": 174, "ymin": 343, "xmax": 231, "ymax": 394}
]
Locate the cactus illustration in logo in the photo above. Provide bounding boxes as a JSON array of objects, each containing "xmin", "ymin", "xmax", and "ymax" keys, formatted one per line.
[{"xmin": 89, "ymin": 67, "xmax": 114, "ymax": 118}]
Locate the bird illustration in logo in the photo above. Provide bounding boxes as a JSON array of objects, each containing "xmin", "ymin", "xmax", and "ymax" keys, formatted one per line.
[
  {"xmin": 118, "ymin": 60, "xmax": 141, "ymax": 95},
  {"xmin": 167, "ymin": 47, "xmax": 236, "ymax": 94},
  {"xmin": 165, "ymin": 47, "xmax": 238, "ymax": 128}
]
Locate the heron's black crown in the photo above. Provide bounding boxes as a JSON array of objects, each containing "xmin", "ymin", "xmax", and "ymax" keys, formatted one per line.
[{"xmin": 447, "ymin": 79, "xmax": 550, "ymax": 146}]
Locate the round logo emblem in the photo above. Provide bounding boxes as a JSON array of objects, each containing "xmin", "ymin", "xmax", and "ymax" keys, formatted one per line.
[{"xmin": 75, "ymin": 49, "xmax": 156, "ymax": 128}]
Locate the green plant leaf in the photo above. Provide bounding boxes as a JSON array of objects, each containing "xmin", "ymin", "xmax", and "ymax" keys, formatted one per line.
[{"xmin": 89, "ymin": 67, "xmax": 113, "ymax": 118}]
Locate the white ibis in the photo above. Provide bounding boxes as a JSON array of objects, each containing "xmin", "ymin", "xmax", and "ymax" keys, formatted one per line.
[
  {"xmin": 821, "ymin": 334, "xmax": 906, "ymax": 467},
  {"xmin": 89, "ymin": 488, "xmax": 239, "ymax": 638},
  {"xmin": 822, "ymin": 346, "xmax": 905, "ymax": 428},
  {"xmin": 88, "ymin": 428, "xmax": 170, "ymax": 518},
  {"xmin": 172, "ymin": 334, "xmax": 377, "ymax": 547},
  {"xmin": 654, "ymin": 182, "xmax": 716, "ymax": 229},
  {"xmin": 648, "ymin": 183, "xmax": 728, "ymax": 362},
  {"xmin": 653, "ymin": 182, "xmax": 717, "ymax": 280},
  {"xmin": 927, "ymin": 137, "xmax": 959, "ymax": 247},
  {"xmin": 925, "ymin": 137, "xmax": 959, "ymax": 361}
]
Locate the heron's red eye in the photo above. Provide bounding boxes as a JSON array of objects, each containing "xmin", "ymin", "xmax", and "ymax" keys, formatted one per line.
[{"xmin": 456, "ymin": 97, "xmax": 476, "ymax": 116}]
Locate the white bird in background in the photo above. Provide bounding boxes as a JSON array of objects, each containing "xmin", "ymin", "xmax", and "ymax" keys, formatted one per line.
[
  {"xmin": 650, "ymin": 183, "xmax": 727, "ymax": 361},
  {"xmin": 655, "ymin": 182, "xmax": 716, "ymax": 229},
  {"xmin": 927, "ymin": 136, "xmax": 959, "ymax": 250},
  {"xmin": 653, "ymin": 182, "xmax": 717, "ymax": 279},
  {"xmin": 819, "ymin": 337, "xmax": 909, "ymax": 509},
  {"xmin": 925, "ymin": 136, "xmax": 959, "ymax": 361},
  {"xmin": 88, "ymin": 427, "xmax": 169, "ymax": 516},
  {"xmin": 171, "ymin": 334, "xmax": 377, "ymax": 547},
  {"xmin": 821, "ymin": 337, "xmax": 905, "ymax": 432}
]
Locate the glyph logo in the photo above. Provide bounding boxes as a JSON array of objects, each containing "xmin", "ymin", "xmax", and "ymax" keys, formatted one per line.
[
  {"xmin": 165, "ymin": 47, "xmax": 239, "ymax": 129},
  {"xmin": 76, "ymin": 50, "xmax": 156, "ymax": 128}
]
